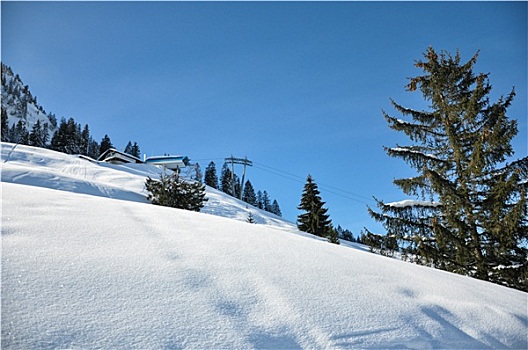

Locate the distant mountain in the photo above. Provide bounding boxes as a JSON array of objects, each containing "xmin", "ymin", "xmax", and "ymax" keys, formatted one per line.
[{"xmin": 1, "ymin": 63, "xmax": 57, "ymax": 138}]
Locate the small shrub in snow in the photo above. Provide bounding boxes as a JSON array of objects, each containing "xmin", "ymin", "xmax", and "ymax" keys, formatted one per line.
[{"xmin": 145, "ymin": 172, "xmax": 207, "ymax": 212}]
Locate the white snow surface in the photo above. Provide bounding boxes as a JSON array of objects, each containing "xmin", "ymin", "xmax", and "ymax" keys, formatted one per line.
[{"xmin": 2, "ymin": 143, "xmax": 527, "ymax": 349}]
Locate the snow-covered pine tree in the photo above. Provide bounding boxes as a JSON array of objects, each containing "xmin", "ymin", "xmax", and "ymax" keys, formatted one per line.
[
  {"xmin": 297, "ymin": 175, "xmax": 332, "ymax": 238},
  {"xmin": 368, "ymin": 47, "xmax": 528, "ymax": 291},
  {"xmin": 242, "ymin": 180, "xmax": 257, "ymax": 206},
  {"xmin": 204, "ymin": 161, "xmax": 218, "ymax": 189},
  {"xmin": 28, "ymin": 119, "xmax": 49, "ymax": 148}
]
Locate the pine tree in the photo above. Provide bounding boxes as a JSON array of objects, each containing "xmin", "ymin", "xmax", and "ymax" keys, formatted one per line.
[
  {"xmin": 327, "ymin": 226, "xmax": 340, "ymax": 245},
  {"xmin": 145, "ymin": 173, "xmax": 207, "ymax": 212},
  {"xmin": 204, "ymin": 161, "xmax": 219, "ymax": 189},
  {"xmin": 256, "ymin": 191, "xmax": 264, "ymax": 209},
  {"xmin": 99, "ymin": 134, "xmax": 113, "ymax": 156},
  {"xmin": 130, "ymin": 142, "xmax": 140, "ymax": 158},
  {"xmin": 29, "ymin": 119, "xmax": 48, "ymax": 148},
  {"xmin": 297, "ymin": 175, "xmax": 332, "ymax": 238},
  {"xmin": 220, "ymin": 162, "xmax": 234, "ymax": 196},
  {"xmin": 1, "ymin": 108, "xmax": 9, "ymax": 142},
  {"xmin": 124, "ymin": 141, "xmax": 133, "ymax": 155},
  {"xmin": 50, "ymin": 117, "xmax": 82, "ymax": 154},
  {"xmin": 247, "ymin": 212, "xmax": 256, "ymax": 224},
  {"xmin": 368, "ymin": 47, "xmax": 528, "ymax": 291},
  {"xmin": 270, "ymin": 199, "xmax": 282, "ymax": 217},
  {"xmin": 10, "ymin": 120, "xmax": 29, "ymax": 145},
  {"xmin": 262, "ymin": 191, "xmax": 271, "ymax": 212},
  {"xmin": 242, "ymin": 180, "xmax": 257, "ymax": 206}
]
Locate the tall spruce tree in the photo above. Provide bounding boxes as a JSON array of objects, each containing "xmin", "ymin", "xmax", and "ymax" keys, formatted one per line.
[
  {"xmin": 297, "ymin": 175, "xmax": 332, "ymax": 238},
  {"xmin": 368, "ymin": 47, "xmax": 528, "ymax": 291},
  {"xmin": 204, "ymin": 161, "xmax": 219, "ymax": 189}
]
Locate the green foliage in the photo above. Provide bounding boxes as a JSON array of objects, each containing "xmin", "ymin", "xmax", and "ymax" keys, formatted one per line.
[
  {"xmin": 242, "ymin": 180, "xmax": 257, "ymax": 206},
  {"xmin": 99, "ymin": 134, "xmax": 113, "ymax": 156},
  {"xmin": 369, "ymin": 47, "xmax": 528, "ymax": 291},
  {"xmin": 145, "ymin": 172, "xmax": 208, "ymax": 212},
  {"xmin": 204, "ymin": 161, "xmax": 218, "ymax": 189},
  {"xmin": 297, "ymin": 175, "xmax": 334, "ymax": 242}
]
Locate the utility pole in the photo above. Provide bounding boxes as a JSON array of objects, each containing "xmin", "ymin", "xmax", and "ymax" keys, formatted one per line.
[{"xmin": 225, "ymin": 155, "xmax": 253, "ymax": 200}]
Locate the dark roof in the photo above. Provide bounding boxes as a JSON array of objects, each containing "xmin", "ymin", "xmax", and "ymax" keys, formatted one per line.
[{"xmin": 97, "ymin": 148, "xmax": 144, "ymax": 164}]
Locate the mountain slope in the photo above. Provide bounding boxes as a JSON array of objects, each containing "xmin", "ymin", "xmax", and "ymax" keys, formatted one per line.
[
  {"xmin": 1, "ymin": 63, "xmax": 57, "ymax": 135},
  {"xmin": 1, "ymin": 144, "xmax": 527, "ymax": 349}
]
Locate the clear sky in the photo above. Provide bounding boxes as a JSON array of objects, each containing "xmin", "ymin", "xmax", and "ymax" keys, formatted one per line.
[{"xmin": 2, "ymin": 1, "xmax": 527, "ymax": 236}]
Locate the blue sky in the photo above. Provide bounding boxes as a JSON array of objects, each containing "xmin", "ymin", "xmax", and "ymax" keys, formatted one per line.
[{"xmin": 2, "ymin": 1, "xmax": 527, "ymax": 235}]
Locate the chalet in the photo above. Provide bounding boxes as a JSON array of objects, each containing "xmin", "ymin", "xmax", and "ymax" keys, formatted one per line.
[
  {"xmin": 144, "ymin": 155, "xmax": 190, "ymax": 172},
  {"xmin": 97, "ymin": 148, "xmax": 144, "ymax": 165}
]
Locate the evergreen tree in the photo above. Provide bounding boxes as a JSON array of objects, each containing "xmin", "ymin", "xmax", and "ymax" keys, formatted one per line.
[
  {"xmin": 368, "ymin": 47, "xmax": 528, "ymax": 291},
  {"xmin": 204, "ymin": 161, "xmax": 219, "ymax": 189},
  {"xmin": 247, "ymin": 212, "xmax": 256, "ymax": 224},
  {"xmin": 256, "ymin": 191, "xmax": 264, "ymax": 209},
  {"xmin": 297, "ymin": 175, "xmax": 333, "ymax": 238},
  {"xmin": 270, "ymin": 199, "xmax": 282, "ymax": 217},
  {"xmin": 124, "ymin": 141, "xmax": 133, "ymax": 155},
  {"xmin": 50, "ymin": 117, "xmax": 82, "ymax": 154},
  {"xmin": 1, "ymin": 108, "xmax": 9, "ymax": 142},
  {"xmin": 242, "ymin": 180, "xmax": 257, "ymax": 206},
  {"xmin": 28, "ymin": 119, "xmax": 49, "ymax": 148},
  {"xmin": 262, "ymin": 191, "xmax": 271, "ymax": 212},
  {"xmin": 220, "ymin": 162, "xmax": 234, "ymax": 196},
  {"xmin": 130, "ymin": 142, "xmax": 140, "ymax": 158},
  {"xmin": 80, "ymin": 124, "xmax": 91, "ymax": 155},
  {"xmin": 99, "ymin": 134, "xmax": 113, "ymax": 156},
  {"xmin": 10, "ymin": 120, "xmax": 29, "ymax": 145},
  {"xmin": 327, "ymin": 226, "xmax": 340, "ymax": 245},
  {"xmin": 145, "ymin": 173, "xmax": 207, "ymax": 212}
]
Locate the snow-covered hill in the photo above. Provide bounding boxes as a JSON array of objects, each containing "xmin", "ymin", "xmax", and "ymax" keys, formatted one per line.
[{"xmin": 2, "ymin": 143, "xmax": 527, "ymax": 349}]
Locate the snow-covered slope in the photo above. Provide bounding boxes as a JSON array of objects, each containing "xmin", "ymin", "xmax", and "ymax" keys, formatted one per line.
[
  {"xmin": 2, "ymin": 143, "xmax": 527, "ymax": 349},
  {"xmin": 1, "ymin": 64, "xmax": 56, "ymax": 135},
  {"xmin": 0, "ymin": 142, "xmax": 295, "ymax": 229}
]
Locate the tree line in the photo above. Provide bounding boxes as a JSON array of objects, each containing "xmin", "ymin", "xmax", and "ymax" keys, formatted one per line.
[
  {"xmin": 203, "ymin": 161, "xmax": 282, "ymax": 217},
  {"xmin": 1, "ymin": 109, "xmax": 141, "ymax": 161}
]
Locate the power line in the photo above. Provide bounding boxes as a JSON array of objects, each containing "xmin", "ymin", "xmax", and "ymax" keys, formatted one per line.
[{"xmin": 252, "ymin": 161, "xmax": 375, "ymax": 206}]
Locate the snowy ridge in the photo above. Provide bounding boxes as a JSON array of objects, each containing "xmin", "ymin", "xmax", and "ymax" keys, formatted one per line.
[
  {"xmin": 1, "ymin": 64, "xmax": 56, "ymax": 135},
  {"xmin": 1, "ymin": 143, "xmax": 527, "ymax": 349}
]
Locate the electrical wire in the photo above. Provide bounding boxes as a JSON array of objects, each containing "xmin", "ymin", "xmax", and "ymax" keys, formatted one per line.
[{"xmin": 190, "ymin": 158, "xmax": 376, "ymax": 206}]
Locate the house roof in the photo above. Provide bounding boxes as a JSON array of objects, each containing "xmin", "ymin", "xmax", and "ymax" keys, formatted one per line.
[{"xmin": 97, "ymin": 148, "xmax": 144, "ymax": 164}]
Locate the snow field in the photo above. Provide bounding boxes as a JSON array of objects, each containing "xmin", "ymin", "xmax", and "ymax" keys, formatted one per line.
[{"xmin": 1, "ymin": 143, "xmax": 527, "ymax": 349}]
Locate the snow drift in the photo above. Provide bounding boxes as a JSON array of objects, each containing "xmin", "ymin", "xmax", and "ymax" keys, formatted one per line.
[{"xmin": 1, "ymin": 143, "xmax": 527, "ymax": 349}]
